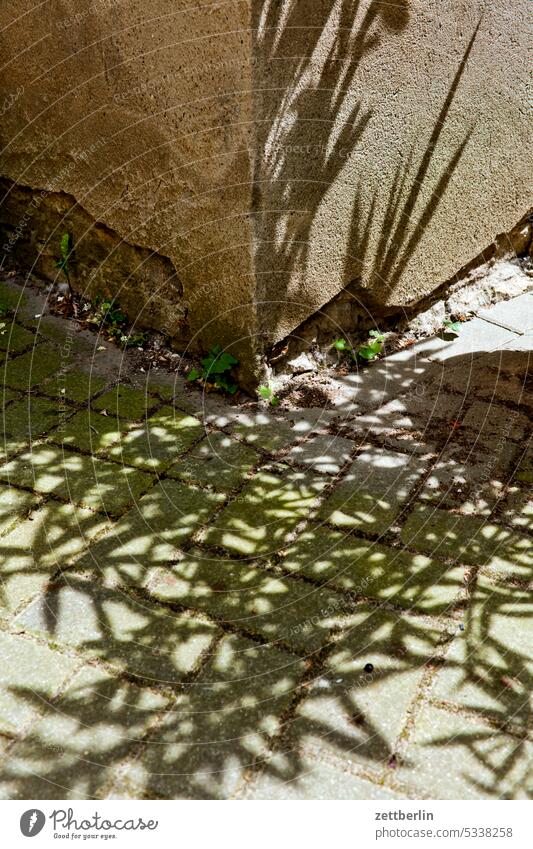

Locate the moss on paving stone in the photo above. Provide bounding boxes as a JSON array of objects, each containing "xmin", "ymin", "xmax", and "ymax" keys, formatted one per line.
[
  {"xmin": 124, "ymin": 634, "xmax": 305, "ymax": 799},
  {"xmin": 205, "ymin": 466, "xmax": 326, "ymax": 556},
  {"xmin": 1, "ymin": 387, "xmax": 21, "ymax": 408},
  {"xmin": 92, "ymin": 385, "xmax": 160, "ymax": 421},
  {"xmin": 40, "ymin": 370, "xmax": 109, "ymax": 404},
  {"xmin": 0, "ymin": 632, "xmax": 78, "ymax": 737},
  {"xmin": 286, "ymin": 607, "xmax": 443, "ymax": 769},
  {"xmin": 47, "ymin": 409, "xmax": 122, "ymax": 454},
  {"xmin": 149, "ymin": 548, "xmax": 348, "ymax": 653},
  {"xmin": 318, "ymin": 448, "xmax": 425, "ymax": 535},
  {"xmin": 398, "ymin": 706, "xmax": 532, "ymax": 799},
  {"xmin": 281, "ymin": 527, "xmax": 464, "ymax": 614},
  {"xmin": 75, "ymin": 479, "xmax": 224, "ymax": 586},
  {"xmin": 433, "ymin": 577, "xmax": 533, "ymax": 727},
  {"xmin": 0, "ymin": 321, "xmax": 35, "ymax": 354},
  {"xmin": 105, "ymin": 407, "xmax": 204, "ymax": 472},
  {"xmin": 2, "ymin": 395, "xmax": 71, "ymax": 459},
  {"xmin": 15, "ymin": 575, "xmax": 219, "ymax": 685},
  {"xmin": 0, "ymin": 444, "xmax": 155, "ymax": 515},
  {"xmin": 0, "ymin": 666, "xmax": 168, "ymax": 800},
  {"xmin": 401, "ymin": 506, "xmax": 533, "ymax": 579},
  {"xmin": 0, "ymin": 485, "xmax": 38, "ymax": 535},
  {"xmin": 1, "ymin": 344, "xmax": 63, "ymax": 389},
  {"xmin": 167, "ymin": 431, "xmax": 258, "ymax": 491},
  {"xmin": 0, "ymin": 502, "xmax": 109, "ymax": 617},
  {"xmin": 0, "ymin": 282, "xmax": 26, "ymax": 311}
]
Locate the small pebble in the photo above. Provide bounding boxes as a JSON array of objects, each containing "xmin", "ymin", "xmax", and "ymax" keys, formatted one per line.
[{"xmin": 364, "ymin": 663, "xmax": 374, "ymax": 673}]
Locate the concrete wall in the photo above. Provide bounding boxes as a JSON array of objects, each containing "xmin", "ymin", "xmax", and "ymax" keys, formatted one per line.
[{"xmin": 1, "ymin": 1, "xmax": 531, "ymax": 380}]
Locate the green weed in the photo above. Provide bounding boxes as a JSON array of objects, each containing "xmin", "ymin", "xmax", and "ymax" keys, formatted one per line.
[
  {"xmin": 258, "ymin": 384, "xmax": 280, "ymax": 406},
  {"xmin": 188, "ymin": 345, "xmax": 239, "ymax": 394}
]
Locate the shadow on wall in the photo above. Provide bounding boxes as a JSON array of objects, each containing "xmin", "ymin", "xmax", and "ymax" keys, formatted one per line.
[
  {"xmin": 252, "ymin": 0, "xmax": 481, "ymax": 343},
  {"xmin": 0, "ymin": 313, "xmax": 531, "ymax": 799}
]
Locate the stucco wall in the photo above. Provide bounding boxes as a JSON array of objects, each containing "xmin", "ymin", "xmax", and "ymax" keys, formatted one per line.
[{"xmin": 1, "ymin": 1, "xmax": 531, "ymax": 379}]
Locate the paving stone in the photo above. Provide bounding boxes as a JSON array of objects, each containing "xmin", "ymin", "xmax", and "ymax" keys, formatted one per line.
[
  {"xmin": 426, "ymin": 318, "xmax": 519, "ymax": 363},
  {"xmin": 2, "ymin": 344, "xmax": 63, "ymax": 389},
  {"xmin": 0, "ymin": 666, "xmax": 167, "ymax": 799},
  {"xmin": 502, "ymin": 332, "xmax": 533, "ymax": 353},
  {"xmin": 0, "ymin": 321, "xmax": 35, "ymax": 353},
  {"xmin": 105, "ymin": 407, "xmax": 204, "ymax": 471},
  {"xmin": 0, "ymin": 502, "xmax": 109, "ymax": 617},
  {"xmin": 167, "ymin": 431, "xmax": 258, "ymax": 491},
  {"xmin": 343, "ymin": 390, "xmax": 467, "ymax": 453},
  {"xmin": 229, "ymin": 411, "xmax": 314, "ymax": 452},
  {"xmin": 286, "ymin": 434, "xmax": 354, "ymax": 474},
  {"xmin": 75, "ymin": 479, "xmax": 225, "ymax": 586},
  {"xmin": 330, "ymin": 344, "xmax": 443, "ymax": 415},
  {"xmin": 15, "ymin": 575, "xmax": 218, "ymax": 684},
  {"xmin": 433, "ymin": 578, "xmax": 533, "ymax": 727},
  {"xmin": 318, "ymin": 448, "xmax": 425, "ymax": 535},
  {"xmin": 247, "ymin": 753, "xmax": 398, "ymax": 799},
  {"xmin": 0, "ymin": 444, "xmax": 155, "ymax": 515},
  {"xmin": 401, "ymin": 506, "xmax": 533, "ymax": 580},
  {"xmin": 149, "ymin": 549, "xmax": 348, "ymax": 653},
  {"xmin": 0, "ymin": 484, "xmax": 37, "ymax": 535},
  {"xmin": 460, "ymin": 401, "xmax": 529, "ymax": 445},
  {"xmin": 287, "ymin": 608, "xmax": 442, "ymax": 769},
  {"xmin": 281, "ymin": 527, "xmax": 464, "ymax": 614},
  {"xmin": 127, "ymin": 634, "xmax": 305, "ymax": 799},
  {"xmin": 92, "ymin": 384, "xmax": 160, "ymax": 421},
  {"xmin": 40, "ymin": 369, "xmax": 110, "ymax": 404},
  {"xmin": 0, "ymin": 631, "xmax": 78, "ymax": 736},
  {"xmin": 2, "ymin": 395, "xmax": 75, "ymax": 461},
  {"xmin": 47, "ymin": 409, "xmax": 123, "ymax": 454},
  {"xmin": 418, "ymin": 442, "xmax": 520, "ymax": 515},
  {"xmin": 398, "ymin": 706, "xmax": 532, "ymax": 799},
  {"xmin": 205, "ymin": 466, "xmax": 325, "ymax": 556},
  {"xmin": 477, "ymin": 293, "xmax": 533, "ymax": 334}
]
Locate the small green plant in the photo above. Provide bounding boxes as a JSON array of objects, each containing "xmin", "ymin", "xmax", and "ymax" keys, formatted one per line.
[
  {"xmin": 356, "ymin": 329, "xmax": 385, "ymax": 361},
  {"xmin": 188, "ymin": 345, "xmax": 239, "ymax": 394},
  {"xmin": 332, "ymin": 338, "xmax": 350, "ymax": 352},
  {"xmin": 55, "ymin": 232, "xmax": 73, "ymax": 286},
  {"xmin": 443, "ymin": 318, "xmax": 462, "ymax": 335},
  {"xmin": 89, "ymin": 296, "xmax": 148, "ymax": 348},
  {"xmin": 332, "ymin": 330, "xmax": 385, "ymax": 363},
  {"xmin": 258, "ymin": 384, "xmax": 279, "ymax": 406}
]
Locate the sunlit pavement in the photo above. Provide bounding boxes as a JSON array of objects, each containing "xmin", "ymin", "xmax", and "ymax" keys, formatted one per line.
[{"xmin": 0, "ymin": 276, "xmax": 531, "ymax": 799}]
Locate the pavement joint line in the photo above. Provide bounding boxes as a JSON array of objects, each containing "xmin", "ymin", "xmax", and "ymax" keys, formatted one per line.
[{"xmin": 427, "ymin": 698, "xmax": 533, "ymax": 739}]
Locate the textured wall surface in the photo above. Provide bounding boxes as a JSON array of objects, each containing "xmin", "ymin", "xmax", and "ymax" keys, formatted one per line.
[{"xmin": 0, "ymin": 1, "xmax": 531, "ymax": 378}]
